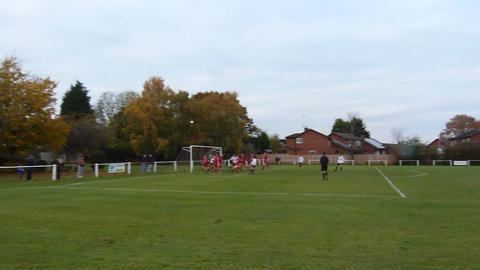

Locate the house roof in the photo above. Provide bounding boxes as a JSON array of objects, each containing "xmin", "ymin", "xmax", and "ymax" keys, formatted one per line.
[
  {"xmin": 285, "ymin": 128, "xmax": 329, "ymax": 139},
  {"xmin": 451, "ymin": 129, "xmax": 480, "ymax": 140},
  {"xmin": 428, "ymin": 138, "xmax": 448, "ymax": 147},
  {"xmin": 364, "ymin": 138, "xmax": 385, "ymax": 149},
  {"xmin": 285, "ymin": 133, "xmax": 302, "ymax": 139},
  {"xmin": 331, "ymin": 132, "xmax": 363, "ymax": 140}
]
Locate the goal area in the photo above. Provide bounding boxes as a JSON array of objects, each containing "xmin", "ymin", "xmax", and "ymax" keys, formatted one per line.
[{"xmin": 176, "ymin": 145, "xmax": 223, "ymax": 173}]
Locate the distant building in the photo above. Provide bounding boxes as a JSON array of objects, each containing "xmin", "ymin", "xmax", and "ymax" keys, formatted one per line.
[
  {"xmin": 285, "ymin": 128, "xmax": 387, "ymax": 155},
  {"xmin": 449, "ymin": 129, "xmax": 480, "ymax": 144},
  {"xmin": 329, "ymin": 132, "xmax": 386, "ymax": 154},
  {"xmin": 428, "ymin": 138, "xmax": 448, "ymax": 155},
  {"xmin": 429, "ymin": 129, "xmax": 480, "ymax": 151},
  {"xmin": 285, "ymin": 128, "xmax": 334, "ymax": 155}
]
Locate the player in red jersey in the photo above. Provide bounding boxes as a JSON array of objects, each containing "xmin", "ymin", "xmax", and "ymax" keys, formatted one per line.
[
  {"xmin": 201, "ymin": 155, "xmax": 210, "ymax": 173},
  {"xmin": 262, "ymin": 153, "xmax": 269, "ymax": 170},
  {"xmin": 233, "ymin": 155, "xmax": 243, "ymax": 173},
  {"xmin": 217, "ymin": 153, "xmax": 223, "ymax": 174},
  {"xmin": 238, "ymin": 153, "xmax": 245, "ymax": 169}
]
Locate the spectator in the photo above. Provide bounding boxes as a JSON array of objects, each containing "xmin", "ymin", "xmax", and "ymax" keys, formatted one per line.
[
  {"xmin": 77, "ymin": 155, "xmax": 85, "ymax": 179},
  {"xmin": 25, "ymin": 155, "xmax": 34, "ymax": 181},
  {"xmin": 53, "ymin": 158, "xmax": 64, "ymax": 180}
]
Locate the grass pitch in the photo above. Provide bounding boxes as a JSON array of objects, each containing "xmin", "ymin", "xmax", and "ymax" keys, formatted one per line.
[{"xmin": 0, "ymin": 165, "xmax": 479, "ymax": 269}]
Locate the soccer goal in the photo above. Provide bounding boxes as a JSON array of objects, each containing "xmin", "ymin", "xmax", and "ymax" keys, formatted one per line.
[
  {"xmin": 432, "ymin": 160, "xmax": 452, "ymax": 166},
  {"xmin": 399, "ymin": 160, "xmax": 420, "ymax": 166},
  {"xmin": 176, "ymin": 145, "xmax": 223, "ymax": 173},
  {"xmin": 368, "ymin": 160, "xmax": 388, "ymax": 166}
]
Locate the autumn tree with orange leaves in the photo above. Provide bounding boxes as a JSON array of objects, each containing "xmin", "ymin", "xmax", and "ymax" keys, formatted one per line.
[
  {"xmin": 440, "ymin": 114, "xmax": 480, "ymax": 139},
  {"xmin": 0, "ymin": 57, "xmax": 69, "ymax": 159},
  {"xmin": 120, "ymin": 77, "xmax": 252, "ymax": 159}
]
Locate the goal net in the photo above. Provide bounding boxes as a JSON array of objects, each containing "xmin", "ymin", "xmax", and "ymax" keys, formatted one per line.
[
  {"xmin": 399, "ymin": 160, "xmax": 420, "ymax": 166},
  {"xmin": 368, "ymin": 160, "xmax": 388, "ymax": 166},
  {"xmin": 175, "ymin": 145, "xmax": 223, "ymax": 173}
]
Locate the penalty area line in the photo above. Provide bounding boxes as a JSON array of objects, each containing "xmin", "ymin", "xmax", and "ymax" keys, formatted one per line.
[
  {"xmin": 227, "ymin": 166, "xmax": 285, "ymax": 177},
  {"xmin": 60, "ymin": 186, "xmax": 398, "ymax": 199},
  {"xmin": 374, "ymin": 167, "xmax": 407, "ymax": 199}
]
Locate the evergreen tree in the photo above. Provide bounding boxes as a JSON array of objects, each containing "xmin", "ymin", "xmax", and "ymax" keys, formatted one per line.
[
  {"xmin": 350, "ymin": 117, "xmax": 370, "ymax": 138},
  {"xmin": 331, "ymin": 116, "xmax": 370, "ymax": 138},
  {"xmin": 60, "ymin": 80, "xmax": 94, "ymax": 118},
  {"xmin": 331, "ymin": 119, "xmax": 350, "ymax": 133}
]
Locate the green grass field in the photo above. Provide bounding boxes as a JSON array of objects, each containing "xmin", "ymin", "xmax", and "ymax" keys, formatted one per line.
[{"xmin": 1, "ymin": 165, "xmax": 479, "ymax": 269}]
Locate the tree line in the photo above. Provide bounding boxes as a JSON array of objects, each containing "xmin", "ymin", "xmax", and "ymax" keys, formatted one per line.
[
  {"xmin": 391, "ymin": 114, "xmax": 480, "ymax": 161},
  {"xmin": 1, "ymin": 56, "xmax": 478, "ymax": 163},
  {"xmin": 0, "ymin": 57, "xmax": 279, "ymax": 163}
]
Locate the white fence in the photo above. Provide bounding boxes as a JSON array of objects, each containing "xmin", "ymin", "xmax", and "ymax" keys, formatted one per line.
[
  {"xmin": 399, "ymin": 160, "xmax": 420, "ymax": 166},
  {"xmin": 368, "ymin": 160, "xmax": 388, "ymax": 166}
]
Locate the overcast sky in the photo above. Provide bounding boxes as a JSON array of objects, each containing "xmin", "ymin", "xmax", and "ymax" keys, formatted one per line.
[{"xmin": 2, "ymin": 0, "xmax": 479, "ymax": 143}]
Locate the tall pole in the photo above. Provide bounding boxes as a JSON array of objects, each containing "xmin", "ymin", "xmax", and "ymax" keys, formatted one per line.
[{"xmin": 190, "ymin": 145, "xmax": 193, "ymax": 173}]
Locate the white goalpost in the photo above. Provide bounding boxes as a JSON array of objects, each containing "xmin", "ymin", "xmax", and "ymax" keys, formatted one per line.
[
  {"xmin": 178, "ymin": 145, "xmax": 223, "ymax": 173},
  {"xmin": 368, "ymin": 160, "xmax": 388, "ymax": 166},
  {"xmin": 399, "ymin": 160, "xmax": 420, "ymax": 166}
]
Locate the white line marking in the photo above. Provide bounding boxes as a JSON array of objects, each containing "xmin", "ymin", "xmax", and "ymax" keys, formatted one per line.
[
  {"xmin": 53, "ymin": 175, "xmax": 153, "ymax": 188},
  {"xmin": 389, "ymin": 171, "xmax": 427, "ymax": 179},
  {"xmin": 60, "ymin": 186, "xmax": 398, "ymax": 199},
  {"xmin": 227, "ymin": 166, "xmax": 285, "ymax": 177},
  {"xmin": 0, "ymin": 186, "xmax": 49, "ymax": 192},
  {"xmin": 374, "ymin": 167, "xmax": 407, "ymax": 198},
  {"xmin": 0, "ymin": 175, "xmax": 156, "ymax": 192}
]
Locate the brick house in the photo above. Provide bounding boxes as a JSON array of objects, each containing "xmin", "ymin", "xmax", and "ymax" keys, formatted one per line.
[
  {"xmin": 429, "ymin": 129, "xmax": 480, "ymax": 150},
  {"xmin": 285, "ymin": 129, "xmax": 387, "ymax": 155},
  {"xmin": 329, "ymin": 133, "xmax": 363, "ymax": 154},
  {"xmin": 428, "ymin": 138, "xmax": 448, "ymax": 155},
  {"xmin": 329, "ymin": 132, "xmax": 386, "ymax": 154},
  {"xmin": 449, "ymin": 129, "xmax": 480, "ymax": 144},
  {"xmin": 285, "ymin": 128, "xmax": 334, "ymax": 155}
]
